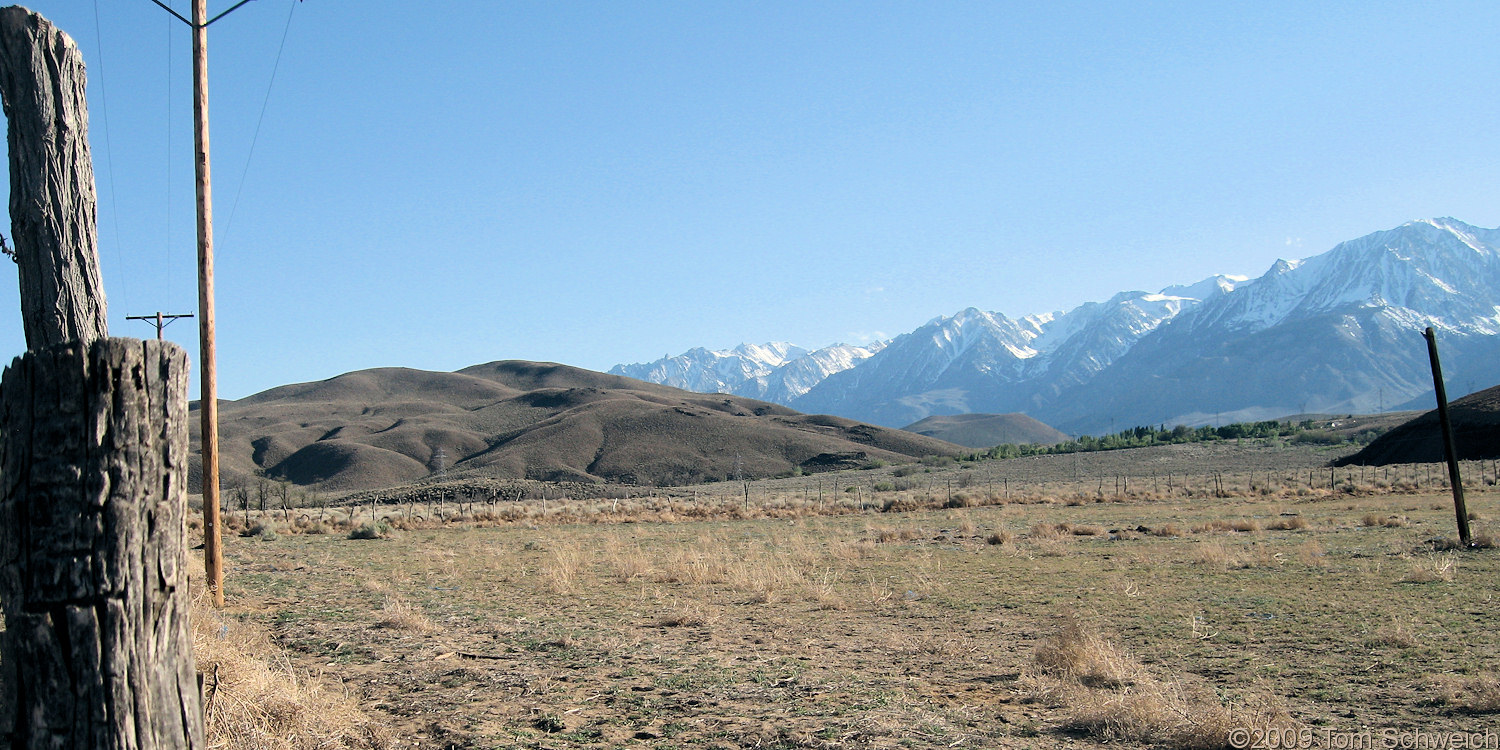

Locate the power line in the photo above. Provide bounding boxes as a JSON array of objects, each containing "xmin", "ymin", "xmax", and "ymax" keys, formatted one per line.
[
  {"xmin": 165, "ymin": 6, "xmax": 175, "ymax": 309},
  {"xmin": 92, "ymin": 0, "xmax": 129, "ymax": 313},
  {"xmin": 224, "ymin": 0, "xmax": 298, "ymax": 245}
]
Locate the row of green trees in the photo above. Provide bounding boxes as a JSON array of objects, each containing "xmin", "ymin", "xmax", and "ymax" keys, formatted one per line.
[{"xmin": 973, "ymin": 419, "xmax": 1352, "ymax": 461}]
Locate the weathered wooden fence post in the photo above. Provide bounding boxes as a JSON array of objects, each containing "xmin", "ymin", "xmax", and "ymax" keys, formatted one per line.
[
  {"xmin": 0, "ymin": 9, "xmax": 107, "ymax": 351},
  {"xmin": 0, "ymin": 7, "xmax": 204, "ymax": 747},
  {"xmin": 1424, "ymin": 327, "xmax": 1471, "ymax": 546}
]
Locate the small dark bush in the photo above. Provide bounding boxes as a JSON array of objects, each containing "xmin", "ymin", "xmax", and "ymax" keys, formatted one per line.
[
  {"xmin": 240, "ymin": 520, "xmax": 278, "ymax": 540},
  {"xmin": 348, "ymin": 521, "xmax": 389, "ymax": 540}
]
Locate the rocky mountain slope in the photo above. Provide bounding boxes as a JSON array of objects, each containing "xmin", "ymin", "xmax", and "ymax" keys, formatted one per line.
[{"xmin": 617, "ymin": 218, "xmax": 1500, "ymax": 435}]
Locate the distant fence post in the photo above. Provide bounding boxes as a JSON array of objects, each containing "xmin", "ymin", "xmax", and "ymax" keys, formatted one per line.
[
  {"xmin": 1423, "ymin": 327, "xmax": 1471, "ymax": 546},
  {"xmin": 0, "ymin": 7, "xmax": 204, "ymax": 747}
]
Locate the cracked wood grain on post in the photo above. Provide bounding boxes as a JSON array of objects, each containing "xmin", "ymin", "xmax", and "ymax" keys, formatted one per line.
[
  {"xmin": 0, "ymin": 339, "xmax": 203, "ymax": 748},
  {"xmin": 0, "ymin": 6, "xmax": 204, "ymax": 748},
  {"xmin": 0, "ymin": 6, "xmax": 107, "ymax": 351}
]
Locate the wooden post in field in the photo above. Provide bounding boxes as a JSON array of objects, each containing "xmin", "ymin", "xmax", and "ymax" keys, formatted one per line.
[
  {"xmin": 0, "ymin": 8, "xmax": 203, "ymax": 745},
  {"xmin": 1424, "ymin": 327, "xmax": 1472, "ymax": 546},
  {"xmin": 0, "ymin": 10, "xmax": 106, "ymax": 349},
  {"xmin": 186, "ymin": 0, "xmax": 227, "ymax": 608},
  {"xmin": 0, "ymin": 341, "xmax": 201, "ymax": 748}
]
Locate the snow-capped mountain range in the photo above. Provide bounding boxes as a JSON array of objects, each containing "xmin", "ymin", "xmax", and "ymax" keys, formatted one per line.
[
  {"xmin": 609, "ymin": 341, "xmax": 886, "ymax": 404},
  {"xmin": 612, "ymin": 218, "xmax": 1500, "ymax": 435}
]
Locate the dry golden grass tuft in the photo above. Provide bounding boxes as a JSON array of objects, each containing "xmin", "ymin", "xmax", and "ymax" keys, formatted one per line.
[
  {"xmin": 373, "ymin": 596, "xmax": 434, "ymax": 633},
  {"xmin": 1402, "ymin": 552, "xmax": 1459, "ymax": 583},
  {"xmin": 1365, "ymin": 619, "xmax": 1421, "ymax": 649},
  {"xmin": 1363, "ymin": 513, "xmax": 1409, "ymax": 528},
  {"xmin": 653, "ymin": 547, "xmax": 731, "ymax": 585},
  {"xmin": 1193, "ymin": 540, "xmax": 1236, "ymax": 568},
  {"xmin": 1193, "ymin": 541, "xmax": 1281, "ymax": 569},
  {"xmin": 1029, "ymin": 522, "xmax": 1069, "ymax": 541},
  {"xmin": 1192, "ymin": 519, "xmax": 1259, "ymax": 533},
  {"xmin": 192, "ymin": 593, "xmax": 389, "ymax": 749},
  {"xmin": 1265, "ymin": 515, "xmax": 1308, "ymax": 530},
  {"xmin": 808, "ymin": 576, "xmax": 848, "ymax": 610},
  {"xmin": 656, "ymin": 601, "xmax": 714, "ymax": 628},
  {"xmin": 1071, "ymin": 682, "xmax": 1300, "ymax": 750},
  {"xmin": 1152, "ymin": 523, "xmax": 1186, "ymax": 537},
  {"xmin": 1033, "ymin": 615, "xmax": 1138, "ymax": 688},
  {"xmin": 729, "ymin": 554, "xmax": 804, "ymax": 603},
  {"xmin": 986, "ymin": 529, "xmax": 1015, "ymax": 546},
  {"xmin": 1295, "ymin": 538, "xmax": 1326, "ymax": 567},
  {"xmin": 1029, "ymin": 615, "xmax": 1298, "ymax": 749},
  {"xmin": 606, "ymin": 545, "xmax": 653, "ymax": 582},
  {"xmin": 1430, "ymin": 672, "xmax": 1500, "ymax": 713},
  {"xmin": 544, "ymin": 542, "xmax": 587, "ymax": 593}
]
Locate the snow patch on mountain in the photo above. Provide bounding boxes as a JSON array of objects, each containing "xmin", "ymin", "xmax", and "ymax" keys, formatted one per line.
[
  {"xmin": 610, "ymin": 341, "xmax": 884, "ymax": 402},
  {"xmin": 1160, "ymin": 273, "xmax": 1246, "ymax": 302},
  {"xmin": 613, "ymin": 219, "xmax": 1500, "ymax": 435},
  {"xmin": 608, "ymin": 342, "xmax": 809, "ymax": 395}
]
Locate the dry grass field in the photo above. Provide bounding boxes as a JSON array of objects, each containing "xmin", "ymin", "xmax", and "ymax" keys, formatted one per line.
[{"xmin": 198, "ymin": 446, "xmax": 1500, "ymax": 749}]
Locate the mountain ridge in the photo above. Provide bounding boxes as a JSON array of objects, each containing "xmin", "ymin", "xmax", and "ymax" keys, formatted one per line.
[{"xmin": 615, "ymin": 218, "xmax": 1500, "ymax": 434}]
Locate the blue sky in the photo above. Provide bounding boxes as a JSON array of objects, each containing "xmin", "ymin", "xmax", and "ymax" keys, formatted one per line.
[{"xmin": 2, "ymin": 1, "xmax": 1498, "ymax": 399}]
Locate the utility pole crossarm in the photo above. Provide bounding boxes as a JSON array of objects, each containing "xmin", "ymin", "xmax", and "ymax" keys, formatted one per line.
[
  {"xmin": 126, "ymin": 311, "xmax": 194, "ymax": 340},
  {"xmin": 147, "ymin": 0, "xmax": 262, "ymax": 28}
]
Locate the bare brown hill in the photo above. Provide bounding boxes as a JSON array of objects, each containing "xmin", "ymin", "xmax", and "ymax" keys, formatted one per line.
[
  {"xmin": 189, "ymin": 361, "xmax": 964, "ymax": 493},
  {"xmin": 1337, "ymin": 384, "xmax": 1500, "ymax": 465},
  {"xmin": 902, "ymin": 412, "xmax": 1070, "ymax": 449}
]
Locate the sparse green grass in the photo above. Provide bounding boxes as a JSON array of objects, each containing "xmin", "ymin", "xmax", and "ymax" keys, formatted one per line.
[{"xmin": 216, "ymin": 485, "xmax": 1500, "ymax": 748}]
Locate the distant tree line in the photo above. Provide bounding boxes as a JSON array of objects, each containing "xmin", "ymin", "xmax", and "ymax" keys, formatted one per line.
[{"xmin": 971, "ymin": 419, "xmax": 1379, "ymax": 461}]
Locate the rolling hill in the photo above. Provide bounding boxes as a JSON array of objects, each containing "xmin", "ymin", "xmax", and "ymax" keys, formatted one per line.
[
  {"xmin": 1337, "ymin": 384, "xmax": 1500, "ymax": 466},
  {"xmin": 189, "ymin": 361, "xmax": 965, "ymax": 493},
  {"xmin": 902, "ymin": 413, "xmax": 1070, "ymax": 449}
]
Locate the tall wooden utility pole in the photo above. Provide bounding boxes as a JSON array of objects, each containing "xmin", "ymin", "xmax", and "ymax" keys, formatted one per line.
[
  {"xmin": 191, "ymin": 0, "xmax": 224, "ymax": 608},
  {"xmin": 151, "ymin": 0, "xmax": 262, "ymax": 607}
]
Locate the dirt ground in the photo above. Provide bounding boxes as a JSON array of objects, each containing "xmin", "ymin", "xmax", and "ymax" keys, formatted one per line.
[{"xmin": 213, "ymin": 453, "xmax": 1500, "ymax": 748}]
